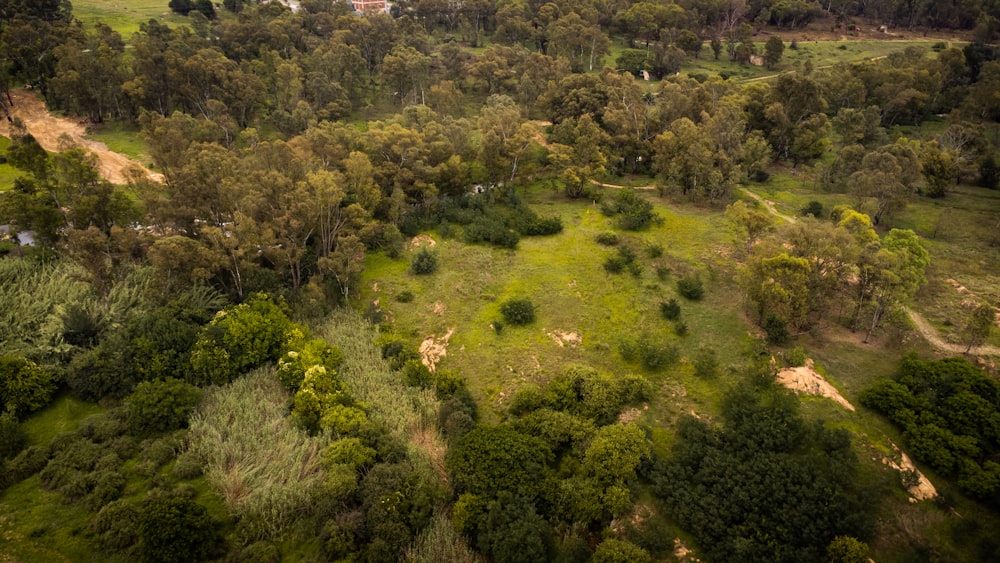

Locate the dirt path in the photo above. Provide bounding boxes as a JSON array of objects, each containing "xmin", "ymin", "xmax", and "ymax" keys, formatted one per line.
[
  {"xmin": 0, "ymin": 88, "xmax": 159, "ymax": 184},
  {"xmin": 590, "ymin": 179, "xmax": 657, "ymax": 190},
  {"xmin": 740, "ymin": 187, "xmax": 797, "ymax": 223},
  {"xmin": 906, "ymin": 308, "xmax": 1000, "ymax": 356}
]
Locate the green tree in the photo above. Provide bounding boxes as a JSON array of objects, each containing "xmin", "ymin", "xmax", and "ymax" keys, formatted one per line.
[
  {"xmin": 764, "ymin": 36, "xmax": 784, "ymax": 69},
  {"xmin": 739, "ymin": 252, "xmax": 813, "ymax": 331},
  {"xmin": 125, "ymin": 378, "xmax": 203, "ymax": 436},
  {"xmin": 850, "ymin": 142, "xmax": 920, "ymax": 225},
  {"xmin": 920, "ymin": 140, "xmax": 958, "ymax": 198},
  {"xmin": 137, "ymin": 497, "xmax": 219, "ymax": 563},
  {"xmin": 0, "ymin": 355, "xmax": 55, "ymax": 419},
  {"xmin": 725, "ymin": 200, "xmax": 776, "ymax": 257},
  {"xmin": 447, "ymin": 425, "xmax": 552, "ymax": 497},
  {"xmin": 676, "ymin": 30, "xmax": 703, "ymax": 59},
  {"xmin": 960, "ymin": 303, "xmax": 995, "ymax": 353},
  {"xmin": 593, "ymin": 538, "xmax": 652, "ymax": 563}
]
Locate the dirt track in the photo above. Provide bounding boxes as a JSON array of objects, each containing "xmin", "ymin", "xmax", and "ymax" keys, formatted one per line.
[{"xmin": 0, "ymin": 88, "xmax": 158, "ymax": 184}]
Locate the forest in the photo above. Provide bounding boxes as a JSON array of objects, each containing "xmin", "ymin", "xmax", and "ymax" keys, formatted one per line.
[{"xmin": 1, "ymin": 0, "xmax": 1000, "ymax": 561}]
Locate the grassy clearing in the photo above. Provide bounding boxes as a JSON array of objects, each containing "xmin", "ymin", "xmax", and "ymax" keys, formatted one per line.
[
  {"xmin": 357, "ymin": 187, "xmax": 747, "ymax": 423},
  {"xmin": 20, "ymin": 393, "xmax": 105, "ymax": 446},
  {"xmin": 0, "ymin": 135, "xmax": 21, "ymax": 191},
  {"xmin": 72, "ymin": 0, "xmax": 190, "ymax": 38},
  {"xmin": 86, "ymin": 122, "xmax": 150, "ymax": 164}
]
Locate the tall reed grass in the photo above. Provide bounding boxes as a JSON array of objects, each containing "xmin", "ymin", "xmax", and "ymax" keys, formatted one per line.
[{"xmin": 187, "ymin": 368, "xmax": 325, "ymax": 541}]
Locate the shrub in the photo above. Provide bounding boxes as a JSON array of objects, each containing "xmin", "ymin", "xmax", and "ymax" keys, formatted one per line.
[
  {"xmin": 646, "ymin": 243, "xmax": 663, "ymax": 258},
  {"xmin": 785, "ymin": 346, "xmax": 807, "ymax": 367},
  {"xmin": 500, "ymin": 298, "xmax": 536, "ymax": 325},
  {"xmin": 693, "ymin": 347, "xmax": 719, "ymax": 379},
  {"xmin": 655, "ymin": 265, "xmax": 670, "ymax": 280},
  {"xmin": 137, "ymin": 496, "xmax": 219, "ymax": 563},
  {"xmin": 603, "ymin": 255, "xmax": 626, "ymax": 273},
  {"xmin": 800, "ymin": 200, "xmax": 823, "ymax": 217},
  {"xmin": 402, "ymin": 359, "xmax": 433, "ymax": 388},
  {"xmin": 0, "ymin": 355, "xmax": 56, "ymax": 419},
  {"xmin": 595, "ymin": 232, "xmax": 619, "ymax": 246},
  {"xmin": 676, "ymin": 274, "xmax": 704, "ymax": 300},
  {"xmin": 395, "ymin": 290, "xmax": 414, "ymax": 303},
  {"xmin": 638, "ymin": 337, "xmax": 678, "ymax": 371},
  {"xmin": 125, "ymin": 379, "xmax": 203, "ymax": 436},
  {"xmin": 94, "ymin": 499, "xmax": 140, "ymax": 550},
  {"xmin": 601, "ymin": 189, "xmax": 660, "ymax": 231},
  {"xmin": 673, "ymin": 321, "xmax": 688, "ymax": 336},
  {"xmin": 522, "ymin": 216, "xmax": 563, "ymax": 236},
  {"xmin": 0, "ymin": 412, "xmax": 27, "ymax": 459},
  {"xmin": 410, "ymin": 247, "xmax": 438, "ymax": 275},
  {"xmin": 762, "ymin": 313, "xmax": 789, "ymax": 345},
  {"xmin": 659, "ymin": 299, "xmax": 681, "ymax": 320},
  {"xmin": 172, "ymin": 451, "xmax": 204, "ymax": 479}
]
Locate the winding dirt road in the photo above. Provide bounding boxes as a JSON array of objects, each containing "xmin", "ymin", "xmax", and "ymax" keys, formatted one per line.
[
  {"xmin": 906, "ymin": 308, "xmax": 1000, "ymax": 356},
  {"xmin": 0, "ymin": 88, "xmax": 159, "ymax": 184}
]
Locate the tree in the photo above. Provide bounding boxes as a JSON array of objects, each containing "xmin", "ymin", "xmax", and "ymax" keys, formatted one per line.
[
  {"xmin": 592, "ymin": 539, "xmax": 652, "ymax": 563},
  {"xmin": 850, "ymin": 143, "xmax": 919, "ymax": 225},
  {"xmin": 676, "ymin": 30, "xmax": 703, "ymax": 59},
  {"xmin": 0, "ymin": 355, "xmax": 56, "ymax": 419},
  {"xmin": 764, "ymin": 36, "xmax": 784, "ymax": 69},
  {"xmin": 583, "ymin": 423, "xmax": 650, "ymax": 487},
  {"xmin": 478, "ymin": 94, "xmax": 538, "ymax": 185},
  {"xmin": 739, "ymin": 252, "xmax": 813, "ymax": 331},
  {"xmin": 447, "ymin": 425, "xmax": 552, "ymax": 497},
  {"xmin": 920, "ymin": 140, "xmax": 958, "ymax": 198},
  {"xmin": 827, "ymin": 536, "xmax": 869, "ymax": 563},
  {"xmin": 125, "ymin": 378, "xmax": 203, "ymax": 436},
  {"xmin": 853, "ymin": 229, "xmax": 929, "ymax": 343},
  {"xmin": 137, "ymin": 497, "xmax": 219, "ymax": 563},
  {"xmin": 725, "ymin": 200, "xmax": 776, "ymax": 257},
  {"xmin": 961, "ymin": 303, "xmax": 995, "ymax": 353}
]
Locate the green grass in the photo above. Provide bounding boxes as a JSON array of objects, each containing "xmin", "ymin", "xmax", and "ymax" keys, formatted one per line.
[
  {"xmin": 356, "ymin": 188, "xmax": 747, "ymax": 422},
  {"xmin": 20, "ymin": 394, "xmax": 105, "ymax": 446},
  {"xmin": 71, "ymin": 0, "xmax": 192, "ymax": 38},
  {"xmin": 86, "ymin": 122, "xmax": 151, "ymax": 165},
  {"xmin": 0, "ymin": 135, "xmax": 22, "ymax": 191}
]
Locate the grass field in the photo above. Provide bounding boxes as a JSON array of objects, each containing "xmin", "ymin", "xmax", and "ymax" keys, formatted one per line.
[
  {"xmin": 0, "ymin": 135, "xmax": 21, "ymax": 191},
  {"xmin": 72, "ymin": 0, "xmax": 190, "ymax": 38},
  {"xmin": 86, "ymin": 122, "xmax": 151, "ymax": 164}
]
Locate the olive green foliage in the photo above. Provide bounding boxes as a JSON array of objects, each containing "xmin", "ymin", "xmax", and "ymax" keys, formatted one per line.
[
  {"xmin": 125, "ymin": 378, "xmax": 203, "ymax": 436},
  {"xmin": 511, "ymin": 365, "xmax": 651, "ymax": 426},
  {"xmin": 827, "ymin": 536, "xmax": 869, "ymax": 563},
  {"xmin": 500, "ymin": 297, "xmax": 536, "ymax": 325},
  {"xmin": 660, "ymin": 298, "xmax": 681, "ymax": 320},
  {"xmin": 137, "ymin": 496, "xmax": 220, "ymax": 563},
  {"xmin": 861, "ymin": 356, "xmax": 1000, "ymax": 505},
  {"xmin": 676, "ymin": 273, "xmax": 704, "ymax": 300},
  {"xmin": 600, "ymin": 189, "xmax": 661, "ymax": 230},
  {"xmin": 275, "ymin": 331, "xmax": 343, "ymax": 392},
  {"xmin": 0, "ymin": 412, "xmax": 27, "ymax": 459},
  {"xmin": 448, "ymin": 425, "xmax": 553, "ymax": 497},
  {"xmin": 0, "ymin": 355, "xmax": 56, "ymax": 419},
  {"xmin": 693, "ymin": 347, "xmax": 720, "ymax": 379},
  {"xmin": 593, "ymin": 538, "xmax": 652, "ymax": 563},
  {"xmin": 189, "ymin": 294, "xmax": 295, "ymax": 385},
  {"xmin": 410, "ymin": 247, "xmax": 439, "ymax": 275},
  {"xmin": 595, "ymin": 231, "xmax": 619, "ymax": 246},
  {"xmin": 649, "ymin": 384, "xmax": 873, "ymax": 562}
]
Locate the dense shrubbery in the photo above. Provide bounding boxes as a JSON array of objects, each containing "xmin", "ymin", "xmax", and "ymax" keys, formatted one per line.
[
  {"xmin": 125, "ymin": 378, "xmax": 203, "ymax": 436},
  {"xmin": 137, "ymin": 496, "xmax": 220, "ymax": 563},
  {"xmin": 648, "ymin": 384, "xmax": 875, "ymax": 562},
  {"xmin": 861, "ymin": 356, "xmax": 1000, "ymax": 505},
  {"xmin": 0, "ymin": 355, "xmax": 56, "ymax": 419},
  {"xmin": 600, "ymin": 189, "xmax": 661, "ymax": 231},
  {"xmin": 676, "ymin": 274, "xmax": 704, "ymax": 300}
]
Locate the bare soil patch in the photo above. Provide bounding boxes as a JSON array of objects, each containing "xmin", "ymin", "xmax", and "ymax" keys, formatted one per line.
[
  {"xmin": 882, "ymin": 441, "xmax": 938, "ymax": 502},
  {"xmin": 776, "ymin": 359, "xmax": 855, "ymax": 411},
  {"xmin": 543, "ymin": 328, "xmax": 581, "ymax": 347},
  {"xmin": 408, "ymin": 234, "xmax": 436, "ymax": 249},
  {"xmin": 419, "ymin": 327, "xmax": 454, "ymax": 373},
  {"xmin": 0, "ymin": 88, "xmax": 159, "ymax": 184}
]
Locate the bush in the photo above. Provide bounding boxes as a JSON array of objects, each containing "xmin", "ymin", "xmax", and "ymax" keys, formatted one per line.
[
  {"xmin": 595, "ymin": 232, "xmax": 619, "ymax": 246},
  {"xmin": 638, "ymin": 337, "xmax": 678, "ymax": 371},
  {"xmin": 0, "ymin": 355, "xmax": 56, "ymax": 419},
  {"xmin": 172, "ymin": 451, "xmax": 204, "ymax": 479},
  {"xmin": 800, "ymin": 200, "xmax": 823, "ymax": 217},
  {"xmin": 693, "ymin": 347, "xmax": 719, "ymax": 379},
  {"xmin": 601, "ymin": 189, "xmax": 660, "ymax": 231},
  {"xmin": 762, "ymin": 313, "xmax": 789, "ymax": 345},
  {"xmin": 137, "ymin": 496, "xmax": 219, "ymax": 563},
  {"xmin": 785, "ymin": 346, "xmax": 807, "ymax": 367},
  {"xmin": 522, "ymin": 216, "xmax": 563, "ymax": 236},
  {"xmin": 0, "ymin": 412, "xmax": 27, "ymax": 459},
  {"xmin": 676, "ymin": 274, "xmax": 704, "ymax": 300},
  {"xmin": 603, "ymin": 255, "xmax": 626, "ymax": 274},
  {"xmin": 673, "ymin": 321, "xmax": 688, "ymax": 336},
  {"xmin": 410, "ymin": 247, "xmax": 438, "ymax": 275},
  {"xmin": 125, "ymin": 379, "xmax": 203, "ymax": 436},
  {"xmin": 94, "ymin": 499, "xmax": 140, "ymax": 550},
  {"xmin": 395, "ymin": 290, "xmax": 414, "ymax": 303},
  {"xmin": 500, "ymin": 298, "xmax": 536, "ymax": 325},
  {"xmin": 646, "ymin": 243, "xmax": 663, "ymax": 258},
  {"xmin": 659, "ymin": 299, "xmax": 681, "ymax": 320}
]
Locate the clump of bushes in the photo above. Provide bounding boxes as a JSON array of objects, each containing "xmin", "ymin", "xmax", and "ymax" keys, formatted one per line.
[
  {"xmin": 395, "ymin": 290, "xmax": 414, "ymax": 303},
  {"xmin": 410, "ymin": 247, "xmax": 438, "ymax": 275},
  {"xmin": 600, "ymin": 189, "xmax": 661, "ymax": 231},
  {"xmin": 500, "ymin": 298, "xmax": 536, "ymax": 325},
  {"xmin": 800, "ymin": 200, "xmax": 823, "ymax": 217},
  {"xmin": 604, "ymin": 246, "xmax": 641, "ymax": 277},
  {"xmin": 692, "ymin": 347, "xmax": 719, "ymax": 379},
  {"xmin": 595, "ymin": 232, "xmax": 619, "ymax": 246},
  {"xmin": 660, "ymin": 299, "xmax": 681, "ymax": 320},
  {"xmin": 676, "ymin": 274, "xmax": 704, "ymax": 300},
  {"xmin": 125, "ymin": 378, "xmax": 203, "ymax": 436}
]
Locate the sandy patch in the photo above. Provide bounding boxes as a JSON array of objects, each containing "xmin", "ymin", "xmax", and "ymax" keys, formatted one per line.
[
  {"xmin": 544, "ymin": 329, "xmax": 581, "ymax": 347},
  {"xmin": 0, "ymin": 88, "xmax": 160, "ymax": 185},
  {"xmin": 882, "ymin": 442, "xmax": 938, "ymax": 502},
  {"xmin": 673, "ymin": 538, "xmax": 699, "ymax": 561},
  {"xmin": 419, "ymin": 328, "xmax": 454, "ymax": 373},
  {"xmin": 776, "ymin": 359, "xmax": 855, "ymax": 411},
  {"xmin": 432, "ymin": 301, "xmax": 445, "ymax": 316},
  {"xmin": 409, "ymin": 234, "xmax": 436, "ymax": 248},
  {"xmin": 618, "ymin": 404, "xmax": 648, "ymax": 425}
]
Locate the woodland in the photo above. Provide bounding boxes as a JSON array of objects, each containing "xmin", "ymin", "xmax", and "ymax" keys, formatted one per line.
[{"xmin": 2, "ymin": 0, "xmax": 1000, "ymax": 562}]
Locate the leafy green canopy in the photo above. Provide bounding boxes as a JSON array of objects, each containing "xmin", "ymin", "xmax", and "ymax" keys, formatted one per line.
[
  {"xmin": 862, "ymin": 356, "xmax": 1000, "ymax": 505},
  {"xmin": 649, "ymin": 384, "xmax": 874, "ymax": 563}
]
